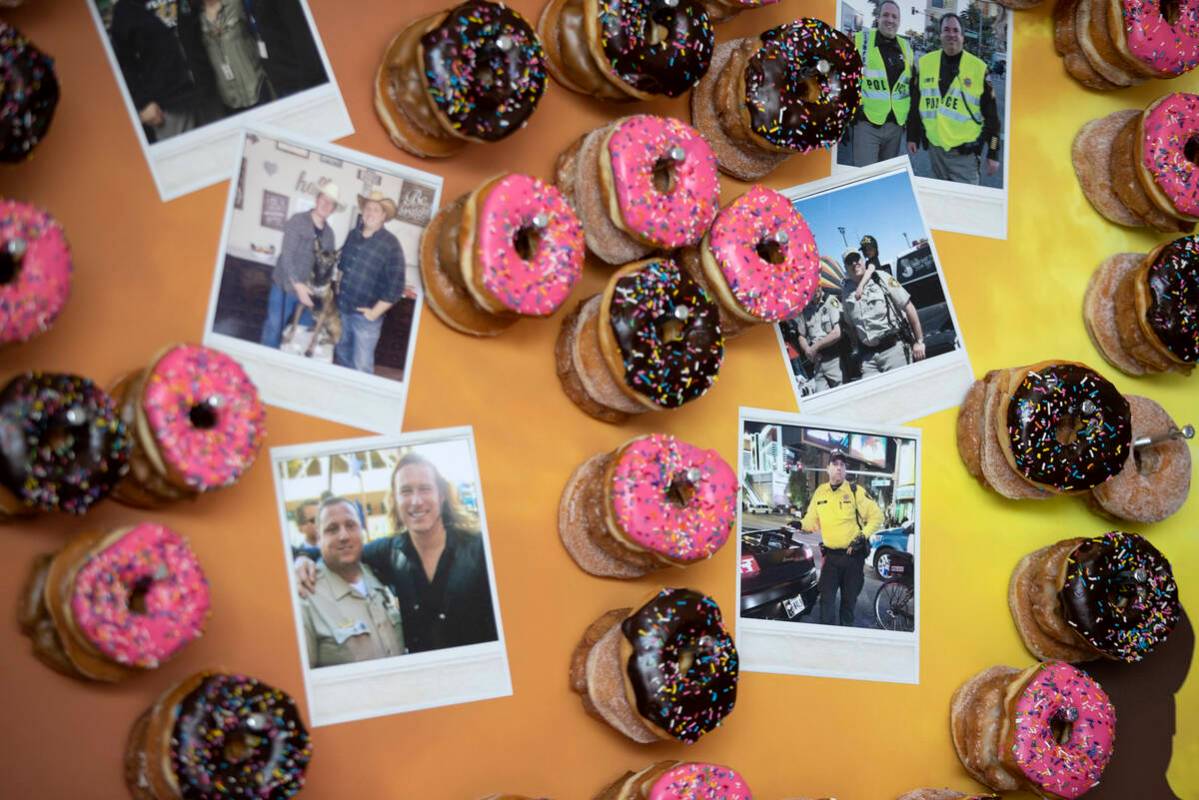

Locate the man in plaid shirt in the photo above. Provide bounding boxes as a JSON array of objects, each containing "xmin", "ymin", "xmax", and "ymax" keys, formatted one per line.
[{"xmin": 334, "ymin": 191, "xmax": 405, "ymax": 373}]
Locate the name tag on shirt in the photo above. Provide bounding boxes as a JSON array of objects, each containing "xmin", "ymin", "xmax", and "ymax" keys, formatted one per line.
[
  {"xmin": 333, "ymin": 620, "xmax": 371, "ymax": 645},
  {"xmin": 258, "ymin": 40, "xmax": 269, "ymax": 60},
  {"xmin": 220, "ymin": 62, "xmax": 234, "ymax": 82}
]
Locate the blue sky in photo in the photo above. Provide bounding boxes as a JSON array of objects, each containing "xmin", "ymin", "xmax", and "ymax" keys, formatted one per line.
[{"xmin": 791, "ymin": 171, "xmax": 931, "ymax": 269}]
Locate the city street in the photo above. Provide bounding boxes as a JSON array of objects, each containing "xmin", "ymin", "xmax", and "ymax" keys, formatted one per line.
[{"xmin": 741, "ymin": 511, "xmax": 885, "ymax": 630}]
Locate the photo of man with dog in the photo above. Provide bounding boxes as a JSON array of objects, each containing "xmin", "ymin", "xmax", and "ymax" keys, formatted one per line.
[{"xmin": 204, "ymin": 130, "xmax": 441, "ymax": 432}]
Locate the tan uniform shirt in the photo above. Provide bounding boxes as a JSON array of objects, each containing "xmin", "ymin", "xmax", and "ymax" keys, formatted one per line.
[
  {"xmin": 803, "ymin": 293, "xmax": 843, "ymax": 345},
  {"xmin": 302, "ymin": 562, "xmax": 405, "ymax": 668},
  {"xmin": 845, "ymin": 273, "xmax": 911, "ymax": 347}
]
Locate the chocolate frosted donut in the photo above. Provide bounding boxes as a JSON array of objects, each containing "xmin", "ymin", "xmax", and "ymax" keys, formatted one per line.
[
  {"xmin": 421, "ymin": 0, "xmax": 547, "ymax": 141},
  {"xmin": 1062, "ymin": 531, "xmax": 1180, "ymax": 662},
  {"xmin": 0, "ymin": 22, "xmax": 59, "ymax": 163},
  {"xmin": 591, "ymin": 0, "xmax": 714, "ymax": 98},
  {"xmin": 744, "ymin": 19, "xmax": 862, "ymax": 152},
  {"xmin": 1141, "ymin": 235, "xmax": 1199, "ymax": 365},
  {"xmin": 602, "ymin": 258, "xmax": 724, "ymax": 410},
  {"xmin": 1003, "ymin": 362, "xmax": 1132, "ymax": 492},
  {"xmin": 621, "ymin": 588, "xmax": 738, "ymax": 743},
  {"xmin": 0, "ymin": 373, "xmax": 131, "ymax": 516}
]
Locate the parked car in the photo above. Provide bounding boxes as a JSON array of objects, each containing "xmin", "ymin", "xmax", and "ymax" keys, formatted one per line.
[
  {"xmin": 869, "ymin": 520, "xmax": 914, "ymax": 579},
  {"xmin": 740, "ymin": 526, "xmax": 819, "ymax": 621}
]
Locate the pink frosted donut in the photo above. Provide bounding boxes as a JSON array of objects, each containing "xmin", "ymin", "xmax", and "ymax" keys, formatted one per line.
[
  {"xmin": 609, "ymin": 433, "xmax": 736, "ymax": 563},
  {"xmin": 0, "ymin": 199, "xmax": 70, "ymax": 345},
  {"xmin": 69, "ymin": 523, "xmax": 210, "ymax": 669},
  {"xmin": 470, "ymin": 173, "xmax": 584, "ymax": 316},
  {"xmin": 649, "ymin": 763, "xmax": 752, "ymax": 800},
  {"xmin": 1141, "ymin": 93, "xmax": 1199, "ymax": 219},
  {"xmin": 705, "ymin": 185, "xmax": 819, "ymax": 322},
  {"xmin": 142, "ymin": 344, "xmax": 266, "ymax": 491},
  {"xmin": 1008, "ymin": 662, "xmax": 1116, "ymax": 800},
  {"xmin": 1114, "ymin": 0, "xmax": 1199, "ymax": 77},
  {"xmin": 604, "ymin": 115, "xmax": 720, "ymax": 248}
]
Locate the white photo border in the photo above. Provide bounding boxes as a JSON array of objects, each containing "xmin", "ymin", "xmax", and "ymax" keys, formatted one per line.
[
  {"xmin": 271, "ymin": 426, "xmax": 512, "ymax": 727},
  {"xmin": 777, "ymin": 158, "xmax": 974, "ymax": 425},
  {"xmin": 829, "ymin": 3, "xmax": 1015, "ymax": 240},
  {"xmin": 735, "ymin": 407, "xmax": 921, "ymax": 684},
  {"xmin": 85, "ymin": 1, "xmax": 353, "ymax": 201},
  {"xmin": 203, "ymin": 124, "xmax": 442, "ymax": 434}
]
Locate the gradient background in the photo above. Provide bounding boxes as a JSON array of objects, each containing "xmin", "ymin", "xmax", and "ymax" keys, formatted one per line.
[{"xmin": 0, "ymin": 1, "xmax": 1194, "ymax": 798}]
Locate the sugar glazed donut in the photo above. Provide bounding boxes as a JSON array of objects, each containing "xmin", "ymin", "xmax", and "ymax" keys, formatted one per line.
[
  {"xmin": 996, "ymin": 361, "xmax": 1132, "ymax": 494},
  {"xmin": 375, "ymin": 0, "xmax": 547, "ymax": 158},
  {"xmin": 421, "ymin": 172, "xmax": 584, "ymax": 336},
  {"xmin": 950, "ymin": 661, "xmax": 1116, "ymax": 798},
  {"xmin": 1009, "ymin": 532, "xmax": 1180, "ymax": 664},
  {"xmin": 1089, "ymin": 395, "xmax": 1191, "ymax": 522},
  {"xmin": 110, "ymin": 344, "xmax": 266, "ymax": 508},
  {"xmin": 0, "ymin": 22, "xmax": 59, "ymax": 163},
  {"xmin": 895, "ymin": 792, "xmax": 1000, "ymax": 800},
  {"xmin": 558, "ymin": 433, "xmax": 737, "ymax": 578},
  {"xmin": 700, "ymin": 0, "xmax": 779, "ymax": 23},
  {"xmin": 1083, "ymin": 235, "xmax": 1199, "ymax": 376},
  {"xmin": 125, "ymin": 671, "xmax": 312, "ymax": 800},
  {"xmin": 555, "ymin": 258, "xmax": 725, "ymax": 423},
  {"xmin": 690, "ymin": 18, "xmax": 862, "ymax": 180},
  {"xmin": 18, "ymin": 523, "xmax": 210, "ymax": 682},
  {"xmin": 0, "ymin": 372, "xmax": 131, "ymax": 518},
  {"xmin": 679, "ymin": 184, "xmax": 820, "ymax": 338},
  {"xmin": 537, "ymin": 0, "xmax": 714, "ymax": 101},
  {"xmin": 1055, "ymin": 0, "xmax": 1199, "ymax": 89},
  {"xmin": 570, "ymin": 588, "xmax": 738, "ymax": 744},
  {"xmin": 1073, "ymin": 93, "xmax": 1199, "ymax": 232},
  {"xmin": 594, "ymin": 761, "xmax": 752, "ymax": 799},
  {"xmin": 1, "ymin": 200, "xmax": 70, "ymax": 346},
  {"xmin": 555, "ymin": 114, "xmax": 721, "ymax": 265}
]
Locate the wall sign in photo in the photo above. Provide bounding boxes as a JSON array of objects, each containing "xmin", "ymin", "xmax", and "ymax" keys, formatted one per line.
[
  {"xmin": 776, "ymin": 160, "xmax": 973, "ymax": 424},
  {"xmin": 86, "ymin": 0, "xmax": 352, "ymax": 201},
  {"xmin": 203, "ymin": 126, "xmax": 441, "ymax": 433},
  {"xmin": 737, "ymin": 408, "xmax": 920, "ymax": 684},
  {"xmin": 272, "ymin": 427, "xmax": 511, "ymax": 726},
  {"xmin": 830, "ymin": 0, "xmax": 1014, "ymax": 239}
]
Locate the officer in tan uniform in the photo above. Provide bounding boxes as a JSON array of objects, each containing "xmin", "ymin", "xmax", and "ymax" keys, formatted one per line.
[
  {"xmin": 797, "ymin": 256, "xmax": 847, "ymax": 393},
  {"xmin": 843, "ymin": 250, "xmax": 926, "ymax": 377},
  {"xmin": 800, "ymin": 450, "xmax": 884, "ymax": 626},
  {"xmin": 301, "ymin": 495, "xmax": 405, "ymax": 668}
]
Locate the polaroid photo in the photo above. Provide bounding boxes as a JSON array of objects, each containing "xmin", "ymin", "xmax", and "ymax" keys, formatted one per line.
[
  {"xmin": 87, "ymin": 0, "xmax": 352, "ymax": 201},
  {"xmin": 776, "ymin": 159, "xmax": 973, "ymax": 425},
  {"xmin": 736, "ymin": 408, "xmax": 920, "ymax": 684},
  {"xmin": 831, "ymin": 0, "xmax": 1014, "ymax": 239},
  {"xmin": 273, "ymin": 426, "xmax": 511, "ymax": 727},
  {"xmin": 204, "ymin": 125, "xmax": 441, "ymax": 433}
]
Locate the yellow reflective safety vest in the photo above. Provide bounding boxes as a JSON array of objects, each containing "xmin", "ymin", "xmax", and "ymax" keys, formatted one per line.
[
  {"xmin": 854, "ymin": 29, "xmax": 913, "ymax": 126},
  {"xmin": 917, "ymin": 49, "xmax": 986, "ymax": 149}
]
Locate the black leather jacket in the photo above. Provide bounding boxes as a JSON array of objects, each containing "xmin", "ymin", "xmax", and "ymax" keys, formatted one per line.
[{"xmin": 361, "ymin": 527, "xmax": 498, "ymax": 654}]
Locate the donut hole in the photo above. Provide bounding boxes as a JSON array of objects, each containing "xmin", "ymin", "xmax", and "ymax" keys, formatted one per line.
[
  {"xmin": 648, "ymin": 9, "xmax": 673, "ymax": 46},
  {"xmin": 222, "ymin": 729, "xmax": 264, "ymax": 765},
  {"xmin": 127, "ymin": 577, "xmax": 152, "ymax": 615},
  {"xmin": 666, "ymin": 473, "xmax": 697, "ymax": 507},
  {"xmin": 800, "ymin": 75, "xmax": 824, "ymax": 103},
  {"xmin": 1161, "ymin": 0, "xmax": 1182, "ymax": 25},
  {"xmin": 756, "ymin": 238, "xmax": 787, "ymax": 265},
  {"xmin": 475, "ymin": 65, "xmax": 497, "ymax": 93},
  {"xmin": 512, "ymin": 224, "xmax": 543, "ymax": 261},
  {"xmin": 1134, "ymin": 444, "xmax": 1162, "ymax": 476},
  {"xmin": 1054, "ymin": 416, "xmax": 1086, "ymax": 446},
  {"xmin": 1049, "ymin": 710, "xmax": 1076, "ymax": 746},
  {"xmin": 659, "ymin": 317, "xmax": 686, "ymax": 345},
  {"xmin": 652, "ymin": 157, "xmax": 679, "ymax": 194},
  {"xmin": 1186, "ymin": 135, "xmax": 1199, "ymax": 166},
  {"xmin": 677, "ymin": 647, "xmax": 696, "ymax": 675},
  {"xmin": 189, "ymin": 403, "xmax": 220, "ymax": 431},
  {"xmin": 0, "ymin": 248, "xmax": 19, "ymax": 285}
]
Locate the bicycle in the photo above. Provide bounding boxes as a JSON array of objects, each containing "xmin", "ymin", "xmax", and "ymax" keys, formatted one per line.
[{"xmin": 873, "ymin": 551, "xmax": 915, "ymax": 632}]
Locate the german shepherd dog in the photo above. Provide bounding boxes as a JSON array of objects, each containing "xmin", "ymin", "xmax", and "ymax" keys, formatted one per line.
[{"xmin": 284, "ymin": 238, "xmax": 341, "ymax": 358}]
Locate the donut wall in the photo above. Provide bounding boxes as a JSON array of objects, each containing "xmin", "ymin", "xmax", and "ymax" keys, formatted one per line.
[{"xmin": 1, "ymin": 0, "xmax": 1197, "ymax": 798}]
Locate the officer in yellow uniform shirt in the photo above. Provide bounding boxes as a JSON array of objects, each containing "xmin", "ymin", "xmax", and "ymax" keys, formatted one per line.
[
  {"xmin": 852, "ymin": 0, "xmax": 914, "ymax": 166},
  {"xmin": 301, "ymin": 496, "xmax": 406, "ymax": 668},
  {"xmin": 906, "ymin": 13, "xmax": 1002, "ymax": 185},
  {"xmin": 800, "ymin": 450, "xmax": 884, "ymax": 626}
]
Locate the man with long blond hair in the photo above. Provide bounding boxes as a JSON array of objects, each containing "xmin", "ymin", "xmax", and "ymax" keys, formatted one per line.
[{"xmin": 296, "ymin": 451, "xmax": 497, "ymax": 653}]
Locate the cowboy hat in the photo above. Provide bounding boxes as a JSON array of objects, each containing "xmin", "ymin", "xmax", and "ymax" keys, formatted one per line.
[
  {"xmin": 357, "ymin": 190, "xmax": 398, "ymax": 221},
  {"xmin": 317, "ymin": 182, "xmax": 341, "ymax": 202}
]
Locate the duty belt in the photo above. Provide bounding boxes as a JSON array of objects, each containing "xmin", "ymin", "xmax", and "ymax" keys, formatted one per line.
[{"xmin": 861, "ymin": 333, "xmax": 900, "ymax": 353}]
